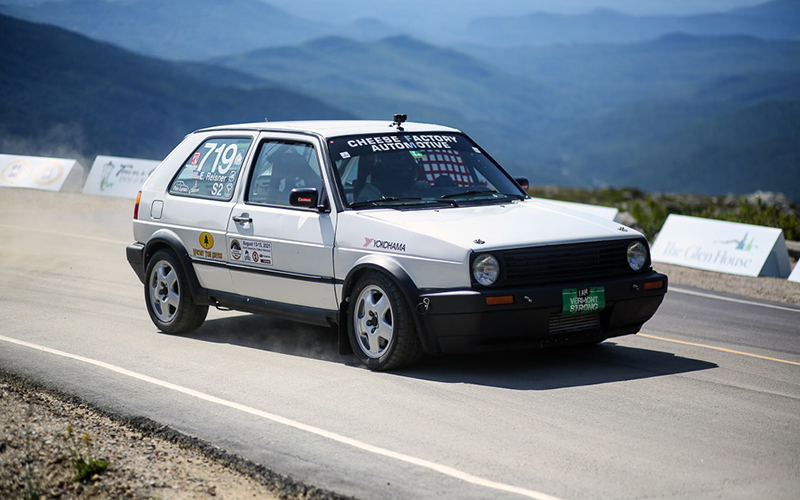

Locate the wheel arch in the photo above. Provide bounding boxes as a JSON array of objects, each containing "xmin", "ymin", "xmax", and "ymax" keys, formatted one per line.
[
  {"xmin": 338, "ymin": 255, "xmax": 437, "ymax": 355},
  {"xmin": 143, "ymin": 229, "xmax": 210, "ymax": 306}
]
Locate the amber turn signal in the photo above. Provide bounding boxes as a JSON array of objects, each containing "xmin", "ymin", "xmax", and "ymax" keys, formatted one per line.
[
  {"xmin": 644, "ymin": 280, "xmax": 664, "ymax": 290},
  {"xmin": 486, "ymin": 295, "xmax": 514, "ymax": 306}
]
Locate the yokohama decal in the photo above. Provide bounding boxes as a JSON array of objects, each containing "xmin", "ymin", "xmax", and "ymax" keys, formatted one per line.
[{"xmin": 363, "ymin": 237, "xmax": 406, "ymax": 252}]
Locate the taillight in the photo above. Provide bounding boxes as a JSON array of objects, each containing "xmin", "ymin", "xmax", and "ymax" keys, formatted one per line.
[{"xmin": 133, "ymin": 191, "xmax": 142, "ymax": 219}]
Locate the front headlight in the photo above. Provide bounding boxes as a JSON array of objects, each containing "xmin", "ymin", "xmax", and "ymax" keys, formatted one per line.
[
  {"xmin": 473, "ymin": 254, "xmax": 499, "ymax": 286},
  {"xmin": 627, "ymin": 241, "xmax": 648, "ymax": 271}
]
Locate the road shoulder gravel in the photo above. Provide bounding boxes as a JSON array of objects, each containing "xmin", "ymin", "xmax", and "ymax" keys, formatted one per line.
[
  {"xmin": 657, "ymin": 262, "xmax": 800, "ymax": 306},
  {"xmin": 0, "ymin": 371, "xmax": 350, "ymax": 500}
]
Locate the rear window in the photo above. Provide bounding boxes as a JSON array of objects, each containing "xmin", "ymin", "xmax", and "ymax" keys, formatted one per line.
[{"xmin": 169, "ymin": 137, "xmax": 252, "ymax": 201}]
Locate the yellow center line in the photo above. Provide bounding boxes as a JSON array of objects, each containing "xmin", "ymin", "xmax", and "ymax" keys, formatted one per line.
[{"xmin": 639, "ymin": 333, "xmax": 800, "ymax": 367}]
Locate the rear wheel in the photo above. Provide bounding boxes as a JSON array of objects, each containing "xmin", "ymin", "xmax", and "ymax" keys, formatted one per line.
[
  {"xmin": 144, "ymin": 249, "xmax": 207, "ymax": 334},
  {"xmin": 348, "ymin": 272, "xmax": 423, "ymax": 370}
]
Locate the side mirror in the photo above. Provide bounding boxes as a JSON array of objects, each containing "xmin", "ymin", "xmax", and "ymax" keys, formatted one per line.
[
  {"xmin": 289, "ymin": 188, "xmax": 319, "ymax": 208},
  {"xmin": 514, "ymin": 177, "xmax": 530, "ymax": 192}
]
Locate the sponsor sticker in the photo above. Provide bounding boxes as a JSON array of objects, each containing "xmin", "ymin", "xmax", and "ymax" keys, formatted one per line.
[
  {"xmin": 340, "ymin": 152, "xmax": 351, "ymax": 159},
  {"xmin": 230, "ymin": 239, "xmax": 242, "ymax": 260},
  {"xmin": 190, "ymin": 152, "xmax": 201, "ymax": 166},
  {"xmin": 172, "ymin": 180, "xmax": 190, "ymax": 193},
  {"xmin": 192, "ymin": 248, "xmax": 223, "ymax": 259},
  {"xmin": 199, "ymin": 232, "xmax": 214, "ymax": 249},
  {"xmin": 231, "ymin": 238, "xmax": 273, "ymax": 266},
  {"xmin": 363, "ymin": 237, "xmax": 406, "ymax": 253}
]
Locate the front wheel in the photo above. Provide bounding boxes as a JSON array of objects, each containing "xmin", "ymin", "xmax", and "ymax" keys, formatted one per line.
[
  {"xmin": 348, "ymin": 272, "xmax": 423, "ymax": 370},
  {"xmin": 144, "ymin": 249, "xmax": 208, "ymax": 334}
]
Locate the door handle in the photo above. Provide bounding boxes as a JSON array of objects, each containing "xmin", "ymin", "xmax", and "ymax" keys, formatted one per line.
[{"xmin": 232, "ymin": 214, "xmax": 252, "ymax": 224}]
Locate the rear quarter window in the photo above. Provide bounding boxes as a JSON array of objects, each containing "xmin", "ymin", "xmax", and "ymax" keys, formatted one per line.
[{"xmin": 169, "ymin": 137, "xmax": 252, "ymax": 201}]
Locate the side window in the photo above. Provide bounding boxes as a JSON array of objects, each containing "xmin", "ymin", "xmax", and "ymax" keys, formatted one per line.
[
  {"xmin": 247, "ymin": 140, "xmax": 322, "ymax": 207},
  {"xmin": 169, "ymin": 137, "xmax": 252, "ymax": 201}
]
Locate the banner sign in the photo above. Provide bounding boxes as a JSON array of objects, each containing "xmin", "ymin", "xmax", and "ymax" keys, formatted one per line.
[
  {"xmin": 652, "ymin": 215, "xmax": 791, "ymax": 277},
  {"xmin": 789, "ymin": 264, "xmax": 800, "ymax": 283},
  {"xmin": 0, "ymin": 154, "xmax": 77, "ymax": 192},
  {"xmin": 83, "ymin": 155, "xmax": 160, "ymax": 198},
  {"xmin": 533, "ymin": 198, "xmax": 619, "ymax": 220}
]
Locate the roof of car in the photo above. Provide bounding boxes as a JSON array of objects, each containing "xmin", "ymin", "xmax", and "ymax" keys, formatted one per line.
[{"xmin": 195, "ymin": 120, "xmax": 461, "ymax": 139}]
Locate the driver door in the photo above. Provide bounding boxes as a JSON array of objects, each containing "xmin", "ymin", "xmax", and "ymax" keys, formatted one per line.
[{"xmin": 225, "ymin": 133, "xmax": 337, "ymax": 311}]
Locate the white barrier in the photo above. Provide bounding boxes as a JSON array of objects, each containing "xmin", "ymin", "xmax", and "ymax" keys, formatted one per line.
[
  {"xmin": 532, "ymin": 198, "xmax": 619, "ymax": 220},
  {"xmin": 652, "ymin": 214, "xmax": 792, "ymax": 277},
  {"xmin": 0, "ymin": 154, "xmax": 80, "ymax": 192},
  {"xmin": 789, "ymin": 264, "xmax": 800, "ymax": 283},
  {"xmin": 83, "ymin": 155, "xmax": 160, "ymax": 198}
]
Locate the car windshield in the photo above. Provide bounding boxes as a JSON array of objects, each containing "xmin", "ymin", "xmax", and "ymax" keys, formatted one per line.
[{"xmin": 328, "ymin": 132, "xmax": 525, "ymax": 208}]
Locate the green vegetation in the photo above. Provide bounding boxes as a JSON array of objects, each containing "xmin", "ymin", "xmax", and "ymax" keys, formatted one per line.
[
  {"xmin": 64, "ymin": 425, "xmax": 110, "ymax": 483},
  {"xmin": 530, "ymin": 185, "xmax": 800, "ymax": 241},
  {"xmin": 23, "ymin": 464, "xmax": 40, "ymax": 500}
]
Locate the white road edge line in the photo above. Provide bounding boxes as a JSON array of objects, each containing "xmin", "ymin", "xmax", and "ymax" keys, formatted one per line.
[
  {"xmin": 670, "ymin": 286, "xmax": 800, "ymax": 313},
  {"xmin": 0, "ymin": 223, "xmax": 129, "ymax": 246},
  {"xmin": 0, "ymin": 335, "xmax": 563, "ymax": 500}
]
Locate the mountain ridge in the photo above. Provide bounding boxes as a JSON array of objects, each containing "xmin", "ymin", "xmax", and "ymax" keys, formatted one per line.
[{"xmin": 0, "ymin": 14, "xmax": 352, "ymax": 162}]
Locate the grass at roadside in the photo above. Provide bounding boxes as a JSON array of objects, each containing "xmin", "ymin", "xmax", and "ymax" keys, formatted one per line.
[{"xmin": 530, "ymin": 186, "xmax": 800, "ymax": 241}]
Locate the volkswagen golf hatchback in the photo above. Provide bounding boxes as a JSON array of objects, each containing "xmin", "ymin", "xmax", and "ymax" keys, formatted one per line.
[{"xmin": 127, "ymin": 117, "xmax": 668, "ymax": 370}]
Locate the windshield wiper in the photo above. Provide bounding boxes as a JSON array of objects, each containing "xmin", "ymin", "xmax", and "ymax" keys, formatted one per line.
[
  {"xmin": 349, "ymin": 196, "xmax": 458, "ymax": 208},
  {"xmin": 440, "ymin": 189, "xmax": 498, "ymax": 199},
  {"xmin": 440, "ymin": 189, "xmax": 526, "ymax": 201}
]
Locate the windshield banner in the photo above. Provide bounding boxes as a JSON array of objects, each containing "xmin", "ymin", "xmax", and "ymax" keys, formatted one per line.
[{"xmin": 330, "ymin": 133, "xmax": 467, "ymax": 158}]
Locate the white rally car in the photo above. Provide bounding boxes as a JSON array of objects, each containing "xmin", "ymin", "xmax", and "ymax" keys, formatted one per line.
[{"xmin": 127, "ymin": 116, "xmax": 667, "ymax": 370}]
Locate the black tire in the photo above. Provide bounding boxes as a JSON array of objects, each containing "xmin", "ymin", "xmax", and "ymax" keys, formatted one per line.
[
  {"xmin": 347, "ymin": 272, "xmax": 423, "ymax": 371},
  {"xmin": 144, "ymin": 249, "xmax": 208, "ymax": 334}
]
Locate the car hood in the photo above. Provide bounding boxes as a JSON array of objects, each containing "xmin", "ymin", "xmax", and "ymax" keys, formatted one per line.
[{"xmin": 355, "ymin": 199, "xmax": 640, "ymax": 251}]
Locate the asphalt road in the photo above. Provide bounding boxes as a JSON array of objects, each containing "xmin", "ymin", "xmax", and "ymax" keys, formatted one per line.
[{"xmin": 1, "ymin": 189, "xmax": 798, "ymax": 500}]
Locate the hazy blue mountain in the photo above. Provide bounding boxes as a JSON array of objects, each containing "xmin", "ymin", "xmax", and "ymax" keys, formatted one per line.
[
  {"xmin": 211, "ymin": 32, "xmax": 800, "ymax": 199},
  {"xmin": 0, "ymin": 14, "xmax": 352, "ymax": 162},
  {"xmin": 2, "ymin": 5, "xmax": 798, "ymax": 199},
  {"xmin": 467, "ymin": 0, "xmax": 800, "ymax": 46},
  {"xmin": 473, "ymin": 34, "xmax": 800, "ymax": 199},
  {"xmin": 4, "ymin": 0, "xmax": 792, "ymax": 59},
  {"xmin": 0, "ymin": 0, "xmax": 330, "ymax": 60},
  {"xmin": 278, "ymin": 0, "xmax": 769, "ymax": 41},
  {"xmin": 466, "ymin": 34, "xmax": 800, "ymax": 110},
  {"xmin": 556, "ymin": 96, "xmax": 800, "ymax": 197},
  {"xmin": 211, "ymin": 34, "xmax": 560, "ymax": 152}
]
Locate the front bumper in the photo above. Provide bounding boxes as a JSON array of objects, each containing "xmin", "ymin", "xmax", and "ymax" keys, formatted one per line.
[{"xmin": 417, "ymin": 271, "xmax": 668, "ymax": 354}]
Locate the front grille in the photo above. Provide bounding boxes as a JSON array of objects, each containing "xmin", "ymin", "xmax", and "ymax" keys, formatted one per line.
[
  {"xmin": 549, "ymin": 313, "xmax": 601, "ymax": 335},
  {"xmin": 496, "ymin": 239, "xmax": 644, "ymax": 287}
]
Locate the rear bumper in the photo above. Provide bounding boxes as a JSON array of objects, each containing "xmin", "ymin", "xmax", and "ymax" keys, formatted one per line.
[
  {"xmin": 417, "ymin": 271, "xmax": 668, "ymax": 354},
  {"xmin": 126, "ymin": 242, "xmax": 146, "ymax": 284}
]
